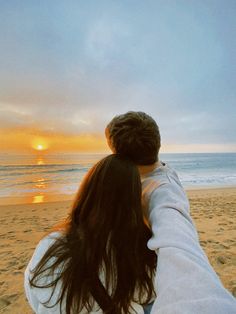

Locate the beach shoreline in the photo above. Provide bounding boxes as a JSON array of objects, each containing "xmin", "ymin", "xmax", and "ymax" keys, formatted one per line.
[
  {"xmin": 0, "ymin": 187, "xmax": 235, "ymax": 313},
  {"xmin": 1, "ymin": 185, "xmax": 236, "ymax": 207}
]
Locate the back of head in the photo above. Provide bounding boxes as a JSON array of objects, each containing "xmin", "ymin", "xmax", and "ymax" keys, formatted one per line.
[{"xmin": 105, "ymin": 111, "xmax": 161, "ymax": 165}]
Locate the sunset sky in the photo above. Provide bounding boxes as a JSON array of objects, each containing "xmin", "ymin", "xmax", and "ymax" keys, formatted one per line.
[{"xmin": 0, "ymin": 1, "xmax": 235, "ymax": 153}]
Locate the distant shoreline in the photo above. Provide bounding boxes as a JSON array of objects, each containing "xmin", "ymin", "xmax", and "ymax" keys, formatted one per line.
[
  {"xmin": 1, "ymin": 153, "xmax": 236, "ymax": 204},
  {"xmin": 185, "ymin": 185, "xmax": 236, "ymax": 191},
  {"xmin": 1, "ymin": 185, "xmax": 236, "ymax": 206}
]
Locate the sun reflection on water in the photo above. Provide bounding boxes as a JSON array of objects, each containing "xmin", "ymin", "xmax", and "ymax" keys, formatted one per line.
[
  {"xmin": 33, "ymin": 194, "xmax": 45, "ymax": 203},
  {"xmin": 35, "ymin": 178, "xmax": 46, "ymax": 189},
  {"xmin": 33, "ymin": 157, "xmax": 47, "ymax": 203},
  {"xmin": 37, "ymin": 157, "xmax": 45, "ymax": 165}
]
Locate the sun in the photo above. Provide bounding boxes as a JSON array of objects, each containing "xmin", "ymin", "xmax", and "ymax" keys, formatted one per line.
[
  {"xmin": 32, "ymin": 137, "xmax": 49, "ymax": 151},
  {"xmin": 37, "ymin": 144, "xmax": 44, "ymax": 150}
]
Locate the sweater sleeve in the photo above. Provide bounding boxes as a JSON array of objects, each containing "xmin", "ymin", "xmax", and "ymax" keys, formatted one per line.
[
  {"xmin": 143, "ymin": 176, "xmax": 236, "ymax": 314},
  {"xmin": 24, "ymin": 232, "xmax": 63, "ymax": 313}
]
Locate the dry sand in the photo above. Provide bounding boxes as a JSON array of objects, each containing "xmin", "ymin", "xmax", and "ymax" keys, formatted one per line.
[{"xmin": 0, "ymin": 188, "xmax": 235, "ymax": 313}]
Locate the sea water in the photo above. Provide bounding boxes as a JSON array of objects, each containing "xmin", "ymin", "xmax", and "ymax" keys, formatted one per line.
[{"xmin": 0, "ymin": 153, "xmax": 235, "ymax": 204}]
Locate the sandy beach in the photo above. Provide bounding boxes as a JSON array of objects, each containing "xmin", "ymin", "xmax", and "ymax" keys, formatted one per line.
[{"xmin": 0, "ymin": 187, "xmax": 235, "ymax": 313}]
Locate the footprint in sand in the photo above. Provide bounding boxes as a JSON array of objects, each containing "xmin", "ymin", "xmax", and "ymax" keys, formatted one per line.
[
  {"xmin": 13, "ymin": 270, "xmax": 23, "ymax": 275},
  {"xmin": 207, "ymin": 239, "xmax": 214, "ymax": 243},
  {"xmin": 7, "ymin": 259, "xmax": 18, "ymax": 268},
  {"xmin": 18, "ymin": 263, "xmax": 26, "ymax": 270},
  {"xmin": 0, "ymin": 244, "xmax": 9, "ymax": 248},
  {"xmin": 225, "ymin": 239, "xmax": 235, "ymax": 244},
  {"xmin": 217, "ymin": 244, "xmax": 230, "ymax": 249},
  {"xmin": 0, "ymin": 298, "xmax": 10, "ymax": 310},
  {"xmin": 216, "ymin": 256, "xmax": 227, "ymax": 264},
  {"xmin": 0, "ymin": 294, "xmax": 19, "ymax": 310},
  {"xmin": 23, "ymin": 229, "xmax": 32, "ymax": 233}
]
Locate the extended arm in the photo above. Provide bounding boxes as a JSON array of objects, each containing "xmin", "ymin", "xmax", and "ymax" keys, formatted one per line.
[{"xmin": 143, "ymin": 177, "xmax": 236, "ymax": 314}]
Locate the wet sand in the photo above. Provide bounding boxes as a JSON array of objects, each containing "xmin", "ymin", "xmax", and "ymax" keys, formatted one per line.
[{"xmin": 0, "ymin": 188, "xmax": 235, "ymax": 313}]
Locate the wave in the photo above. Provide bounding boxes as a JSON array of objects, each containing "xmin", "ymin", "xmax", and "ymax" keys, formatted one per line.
[
  {"xmin": 1, "ymin": 153, "xmax": 236, "ymax": 199},
  {"xmin": 0, "ymin": 163, "xmax": 91, "ymax": 170},
  {"xmin": 0, "ymin": 167, "xmax": 90, "ymax": 177}
]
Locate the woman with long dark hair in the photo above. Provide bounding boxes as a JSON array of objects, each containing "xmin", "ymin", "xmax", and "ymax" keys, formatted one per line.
[{"xmin": 24, "ymin": 154, "xmax": 156, "ymax": 313}]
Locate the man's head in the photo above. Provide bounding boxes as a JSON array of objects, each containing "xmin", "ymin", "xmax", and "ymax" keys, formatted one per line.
[{"xmin": 105, "ymin": 111, "xmax": 161, "ymax": 165}]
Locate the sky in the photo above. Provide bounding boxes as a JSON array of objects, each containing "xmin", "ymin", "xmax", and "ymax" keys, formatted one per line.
[{"xmin": 0, "ymin": 0, "xmax": 235, "ymax": 153}]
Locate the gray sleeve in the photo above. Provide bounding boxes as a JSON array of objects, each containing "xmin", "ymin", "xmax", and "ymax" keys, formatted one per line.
[
  {"xmin": 143, "ymin": 179, "xmax": 236, "ymax": 314},
  {"xmin": 24, "ymin": 232, "xmax": 63, "ymax": 313}
]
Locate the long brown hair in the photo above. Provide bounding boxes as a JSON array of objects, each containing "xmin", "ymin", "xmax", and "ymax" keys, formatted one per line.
[{"xmin": 30, "ymin": 154, "xmax": 156, "ymax": 313}]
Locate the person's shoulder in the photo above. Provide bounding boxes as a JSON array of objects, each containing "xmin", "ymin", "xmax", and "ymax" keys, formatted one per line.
[
  {"xmin": 162, "ymin": 163, "xmax": 184, "ymax": 189},
  {"xmin": 28, "ymin": 231, "xmax": 64, "ymax": 269},
  {"xmin": 142, "ymin": 162, "xmax": 181, "ymax": 186},
  {"xmin": 142, "ymin": 162, "xmax": 189, "ymax": 203},
  {"xmin": 143, "ymin": 163, "xmax": 191, "ymax": 218},
  {"xmin": 38, "ymin": 231, "xmax": 63, "ymax": 248}
]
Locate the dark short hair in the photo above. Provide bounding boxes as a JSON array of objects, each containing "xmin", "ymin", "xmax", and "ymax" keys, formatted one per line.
[{"xmin": 106, "ymin": 111, "xmax": 161, "ymax": 165}]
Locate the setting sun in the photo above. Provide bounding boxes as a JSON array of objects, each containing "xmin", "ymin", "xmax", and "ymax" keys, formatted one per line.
[
  {"xmin": 32, "ymin": 137, "xmax": 49, "ymax": 151},
  {"xmin": 37, "ymin": 144, "xmax": 44, "ymax": 150}
]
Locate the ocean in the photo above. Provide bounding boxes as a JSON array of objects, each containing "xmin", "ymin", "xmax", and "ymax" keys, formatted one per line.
[{"xmin": 0, "ymin": 153, "xmax": 235, "ymax": 204}]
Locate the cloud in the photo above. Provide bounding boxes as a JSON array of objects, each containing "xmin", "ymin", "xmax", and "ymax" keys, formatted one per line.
[{"xmin": 0, "ymin": 1, "xmax": 235, "ymax": 150}]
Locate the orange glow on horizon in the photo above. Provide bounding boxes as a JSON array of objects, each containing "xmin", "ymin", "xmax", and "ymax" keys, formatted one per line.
[
  {"xmin": 0, "ymin": 129, "xmax": 109, "ymax": 153},
  {"xmin": 1, "ymin": 128, "xmax": 236, "ymax": 154}
]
